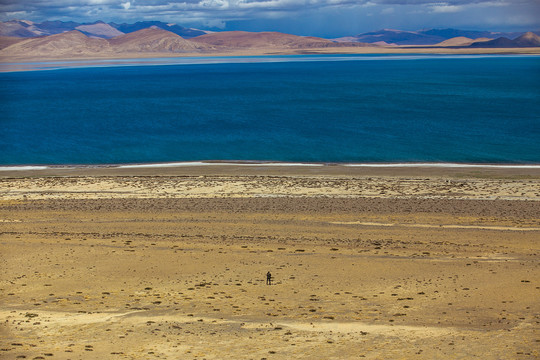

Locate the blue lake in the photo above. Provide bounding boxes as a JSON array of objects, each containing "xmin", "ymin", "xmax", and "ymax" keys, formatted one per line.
[{"xmin": 1, "ymin": 54, "xmax": 539, "ymax": 165}]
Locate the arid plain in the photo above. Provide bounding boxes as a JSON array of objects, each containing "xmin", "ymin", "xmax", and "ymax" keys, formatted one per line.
[{"xmin": 1, "ymin": 165, "xmax": 539, "ymax": 359}]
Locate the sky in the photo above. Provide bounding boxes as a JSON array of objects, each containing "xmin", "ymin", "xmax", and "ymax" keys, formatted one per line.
[{"xmin": 1, "ymin": 0, "xmax": 539, "ymax": 37}]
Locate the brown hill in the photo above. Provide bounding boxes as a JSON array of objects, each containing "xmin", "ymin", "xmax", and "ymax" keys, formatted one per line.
[
  {"xmin": 469, "ymin": 37, "xmax": 493, "ymax": 44},
  {"xmin": 435, "ymin": 36, "xmax": 493, "ymax": 47},
  {"xmin": 1, "ymin": 30, "xmax": 111, "ymax": 57},
  {"xmin": 468, "ymin": 33, "xmax": 540, "ymax": 48},
  {"xmin": 514, "ymin": 32, "xmax": 540, "ymax": 47},
  {"xmin": 75, "ymin": 22, "xmax": 124, "ymax": 38},
  {"xmin": 108, "ymin": 27, "xmax": 213, "ymax": 52},
  {"xmin": 435, "ymin": 37, "xmax": 474, "ymax": 46},
  {"xmin": 0, "ymin": 36, "xmax": 26, "ymax": 50},
  {"xmin": 0, "ymin": 20, "xmax": 44, "ymax": 37},
  {"xmin": 469, "ymin": 36, "xmax": 515, "ymax": 48},
  {"xmin": 191, "ymin": 31, "xmax": 365, "ymax": 49}
]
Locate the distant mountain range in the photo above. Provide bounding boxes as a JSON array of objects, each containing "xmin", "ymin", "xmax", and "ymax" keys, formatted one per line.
[
  {"xmin": 1, "ymin": 20, "xmax": 539, "ymax": 60},
  {"xmin": 333, "ymin": 28, "xmax": 540, "ymax": 46},
  {"xmin": 2, "ymin": 19, "xmax": 539, "ymax": 45},
  {"xmin": 468, "ymin": 32, "xmax": 540, "ymax": 48},
  {"xmin": 430, "ymin": 32, "xmax": 540, "ymax": 48},
  {"xmin": 0, "ymin": 19, "xmax": 209, "ymax": 39},
  {"xmin": 192, "ymin": 31, "xmax": 370, "ymax": 49},
  {"xmin": 0, "ymin": 27, "xmax": 371, "ymax": 58}
]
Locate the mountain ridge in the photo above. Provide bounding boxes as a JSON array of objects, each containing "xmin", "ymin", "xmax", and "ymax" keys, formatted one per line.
[
  {"xmin": 0, "ymin": 28, "xmax": 369, "ymax": 58},
  {"xmin": 333, "ymin": 28, "xmax": 538, "ymax": 45},
  {"xmin": 1, "ymin": 21, "xmax": 538, "ymax": 60},
  {"xmin": 0, "ymin": 19, "xmax": 209, "ymax": 39},
  {"xmin": 191, "ymin": 31, "xmax": 368, "ymax": 49},
  {"xmin": 469, "ymin": 32, "xmax": 540, "ymax": 48},
  {"xmin": 109, "ymin": 27, "xmax": 214, "ymax": 52},
  {"xmin": 1, "ymin": 30, "xmax": 111, "ymax": 57},
  {"xmin": 110, "ymin": 21, "xmax": 208, "ymax": 39},
  {"xmin": 1, "ymin": 20, "xmax": 538, "ymax": 45}
]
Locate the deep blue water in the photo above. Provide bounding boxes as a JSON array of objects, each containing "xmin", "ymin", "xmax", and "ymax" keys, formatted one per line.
[{"xmin": 1, "ymin": 55, "xmax": 539, "ymax": 165}]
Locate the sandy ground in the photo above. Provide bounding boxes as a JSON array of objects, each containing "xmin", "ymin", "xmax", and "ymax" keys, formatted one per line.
[
  {"xmin": 1, "ymin": 167, "xmax": 539, "ymax": 359},
  {"xmin": 1, "ymin": 46, "xmax": 539, "ymax": 72}
]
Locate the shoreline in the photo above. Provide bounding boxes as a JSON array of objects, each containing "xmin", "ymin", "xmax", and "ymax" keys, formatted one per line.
[
  {"xmin": 1, "ymin": 51, "xmax": 539, "ymax": 72},
  {"xmin": 3, "ymin": 160, "xmax": 540, "ymax": 169},
  {"xmin": 2, "ymin": 161, "xmax": 540, "ymax": 179}
]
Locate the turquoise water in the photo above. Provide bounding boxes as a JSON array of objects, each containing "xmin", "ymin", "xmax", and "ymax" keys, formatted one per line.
[{"xmin": 1, "ymin": 55, "xmax": 539, "ymax": 165}]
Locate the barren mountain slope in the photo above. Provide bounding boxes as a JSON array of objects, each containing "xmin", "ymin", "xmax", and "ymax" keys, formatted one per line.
[
  {"xmin": 108, "ymin": 27, "xmax": 214, "ymax": 52},
  {"xmin": 191, "ymin": 31, "xmax": 366, "ymax": 49},
  {"xmin": 1, "ymin": 30, "xmax": 111, "ymax": 56}
]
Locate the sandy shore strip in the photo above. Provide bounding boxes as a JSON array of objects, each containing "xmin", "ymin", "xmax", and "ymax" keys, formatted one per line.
[
  {"xmin": 1, "ymin": 47, "xmax": 540, "ymax": 72},
  {"xmin": 1, "ymin": 169, "xmax": 539, "ymax": 359},
  {"xmin": 1, "ymin": 161, "xmax": 540, "ymax": 177},
  {"xmin": 1, "ymin": 162, "xmax": 540, "ymax": 202}
]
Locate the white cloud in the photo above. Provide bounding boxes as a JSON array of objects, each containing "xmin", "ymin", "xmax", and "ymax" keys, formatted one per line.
[
  {"xmin": 121, "ymin": 2, "xmax": 131, "ymax": 10},
  {"xmin": 199, "ymin": 0, "xmax": 229, "ymax": 9},
  {"xmin": 430, "ymin": 4, "xmax": 463, "ymax": 12}
]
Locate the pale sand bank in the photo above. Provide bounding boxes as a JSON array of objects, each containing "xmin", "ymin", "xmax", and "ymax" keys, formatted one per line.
[
  {"xmin": 2, "ymin": 161, "xmax": 540, "ymax": 172},
  {"xmin": 1, "ymin": 172, "xmax": 539, "ymax": 359},
  {"xmin": 1, "ymin": 161, "xmax": 540, "ymax": 178},
  {"xmin": 1, "ymin": 48, "xmax": 540, "ymax": 72},
  {"xmin": 1, "ymin": 170, "xmax": 540, "ymax": 201}
]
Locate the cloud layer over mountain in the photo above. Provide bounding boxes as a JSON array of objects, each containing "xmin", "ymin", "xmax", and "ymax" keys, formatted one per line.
[{"xmin": 1, "ymin": 0, "xmax": 539, "ymax": 37}]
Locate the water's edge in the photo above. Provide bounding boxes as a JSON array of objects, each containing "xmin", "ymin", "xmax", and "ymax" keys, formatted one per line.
[{"xmin": 2, "ymin": 161, "xmax": 540, "ymax": 172}]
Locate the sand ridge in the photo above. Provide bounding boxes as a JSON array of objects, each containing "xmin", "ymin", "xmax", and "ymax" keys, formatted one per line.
[{"xmin": 1, "ymin": 175, "xmax": 540, "ymax": 201}]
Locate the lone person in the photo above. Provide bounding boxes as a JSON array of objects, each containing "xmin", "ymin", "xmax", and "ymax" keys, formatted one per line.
[{"xmin": 266, "ymin": 271, "xmax": 272, "ymax": 285}]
